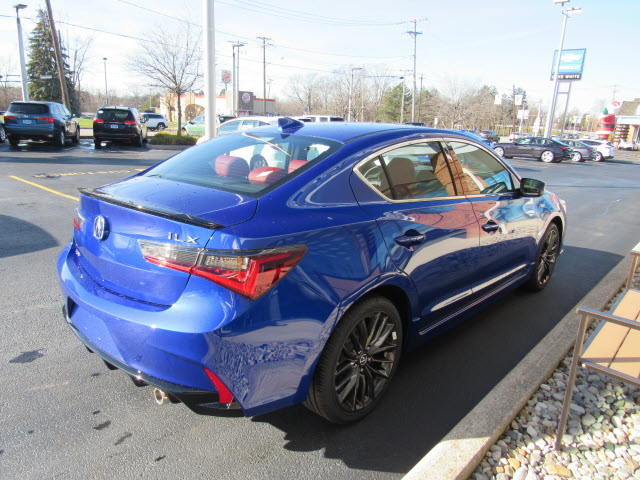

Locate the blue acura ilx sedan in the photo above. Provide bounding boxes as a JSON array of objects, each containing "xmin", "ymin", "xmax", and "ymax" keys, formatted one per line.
[{"xmin": 58, "ymin": 118, "xmax": 566, "ymax": 423}]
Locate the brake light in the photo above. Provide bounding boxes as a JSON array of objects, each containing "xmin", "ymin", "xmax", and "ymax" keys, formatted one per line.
[
  {"xmin": 139, "ymin": 241, "xmax": 307, "ymax": 301},
  {"xmin": 4, "ymin": 115, "xmax": 15, "ymax": 120},
  {"xmin": 123, "ymin": 120, "xmax": 136, "ymax": 125},
  {"xmin": 560, "ymin": 146, "xmax": 566, "ymax": 150},
  {"xmin": 38, "ymin": 117, "xmax": 55, "ymax": 124},
  {"xmin": 203, "ymin": 368, "xmax": 233, "ymax": 404},
  {"xmin": 93, "ymin": 118, "xmax": 104, "ymax": 123},
  {"xmin": 72, "ymin": 208, "xmax": 85, "ymax": 230}
]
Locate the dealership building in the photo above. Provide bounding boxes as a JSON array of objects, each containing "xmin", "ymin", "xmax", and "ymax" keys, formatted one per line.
[{"xmin": 615, "ymin": 99, "xmax": 640, "ymax": 143}]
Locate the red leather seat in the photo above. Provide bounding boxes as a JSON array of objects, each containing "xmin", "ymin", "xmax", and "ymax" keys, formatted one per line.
[
  {"xmin": 215, "ymin": 155, "xmax": 250, "ymax": 178},
  {"xmin": 288, "ymin": 160, "xmax": 308, "ymax": 174},
  {"xmin": 248, "ymin": 166, "xmax": 286, "ymax": 185}
]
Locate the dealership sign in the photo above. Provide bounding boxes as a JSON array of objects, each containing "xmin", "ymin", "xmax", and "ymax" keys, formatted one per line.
[{"xmin": 550, "ymin": 48, "xmax": 586, "ymax": 81}]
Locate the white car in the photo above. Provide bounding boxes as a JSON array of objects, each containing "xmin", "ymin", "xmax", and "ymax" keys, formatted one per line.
[
  {"xmin": 618, "ymin": 140, "xmax": 637, "ymax": 151},
  {"xmin": 141, "ymin": 113, "xmax": 169, "ymax": 131},
  {"xmin": 580, "ymin": 139, "xmax": 615, "ymax": 162}
]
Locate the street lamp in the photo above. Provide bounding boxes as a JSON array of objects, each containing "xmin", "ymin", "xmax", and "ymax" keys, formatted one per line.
[
  {"xmin": 348, "ymin": 67, "xmax": 362, "ymax": 121},
  {"xmin": 543, "ymin": 3, "xmax": 582, "ymax": 138},
  {"xmin": 103, "ymin": 57, "xmax": 108, "ymax": 105},
  {"xmin": 14, "ymin": 4, "xmax": 29, "ymax": 101}
]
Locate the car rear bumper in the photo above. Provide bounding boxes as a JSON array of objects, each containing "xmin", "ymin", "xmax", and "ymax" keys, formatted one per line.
[
  {"xmin": 57, "ymin": 241, "xmax": 335, "ymax": 417},
  {"xmin": 94, "ymin": 133, "xmax": 139, "ymax": 141},
  {"xmin": 6, "ymin": 125, "xmax": 56, "ymax": 140}
]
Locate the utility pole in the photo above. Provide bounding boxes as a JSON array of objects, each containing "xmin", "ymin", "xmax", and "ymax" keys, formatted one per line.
[
  {"xmin": 418, "ymin": 74, "xmax": 423, "ymax": 122},
  {"xmin": 44, "ymin": 0, "xmax": 70, "ymax": 109},
  {"xmin": 229, "ymin": 41, "xmax": 245, "ymax": 116},
  {"xmin": 203, "ymin": 0, "xmax": 216, "ymax": 139},
  {"xmin": 14, "ymin": 4, "xmax": 29, "ymax": 101},
  {"xmin": 405, "ymin": 18, "xmax": 426, "ymax": 123},
  {"xmin": 400, "ymin": 73, "xmax": 407, "ymax": 124},
  {"xmin": 512, "ymin": 84, "xmax": 516, "ymax": 138},
  {"xmin": 360, "ymin": 65, "xmax": 365, "ymax": 122},
  {"xmin": 257, "ymin": 36, "xmax": 272, "ymax": 115},
  {"xmin": 347, "ymin": 66, "xmax": 362, "ymax": 121}
]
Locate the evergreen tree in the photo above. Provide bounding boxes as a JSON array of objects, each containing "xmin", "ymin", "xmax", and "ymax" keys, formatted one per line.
[
  {"xmin": 26, "ymin": 9, "xmax": 78, "ymax": 112},
  {"xmin": 378, "ymin": 83, "xmax": 411, "ymax": 123}
]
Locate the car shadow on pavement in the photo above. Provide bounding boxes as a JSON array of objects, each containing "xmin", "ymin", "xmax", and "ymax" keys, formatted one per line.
[
  {"xmin": 252, "ymin": 245, "xmax": 623, "ymax": 475},
  {"xmin": 0, "ymin": 214, "xmax": 59, "ymax": 258}
]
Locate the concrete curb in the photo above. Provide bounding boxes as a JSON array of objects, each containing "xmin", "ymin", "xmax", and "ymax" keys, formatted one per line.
[{"xmin": 403, "ymin": 256, "xmax": 632, "ymax": 480}]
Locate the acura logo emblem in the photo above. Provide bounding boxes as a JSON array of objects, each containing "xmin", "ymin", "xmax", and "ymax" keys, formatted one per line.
[{"xmin": 93, "ymin": 216, "xmax": 108, "ymax": 241}]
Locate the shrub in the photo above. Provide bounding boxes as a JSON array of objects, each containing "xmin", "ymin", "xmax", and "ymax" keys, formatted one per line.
[{"xmin": 149, "ymin": 132, "xmax": 197, "ymax": 146}]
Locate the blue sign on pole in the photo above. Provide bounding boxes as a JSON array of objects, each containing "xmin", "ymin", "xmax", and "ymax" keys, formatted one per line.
[{"xmin": 550, "ymin": 48, "xmax": 586, "ymax": 81}]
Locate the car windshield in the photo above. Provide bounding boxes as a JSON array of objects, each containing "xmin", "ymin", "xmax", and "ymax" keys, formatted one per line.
[
  {"xmin": 8, "ymin": 103, "xmax": 49, "ymax": 115},
  {"xmin": 143, "ymin": 132, "xmax": 343, "ymax": 197},
  {"xmin": 96, "ymin": 109, "xmax": 135, "ymax": 122}
]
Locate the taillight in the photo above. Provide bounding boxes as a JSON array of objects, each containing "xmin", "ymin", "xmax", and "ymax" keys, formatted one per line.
[
  {"xmin": 72, "ymin": 208, "xmax": 85, "ymax": 230},
  {"xmin": 560, "ymin": 146, "xmax": 566, "ymax": 150},
  {"xmin": 38, "ymin": 117, "xmax": 55, "ymax": 124},
  {"xmin": 139, "ymin": 241, "xmax": 307, "ymax": 301},
  {"xmin": 123, "ymin": 120, "xmax": 136, "ymax": 125},
  {"xmin": 4, "ymin": 115, "xmax": 16, "ymax": 120},
  {"xmin": 93, "ymin": 118, "xmax": 104, "ymax": 123}
]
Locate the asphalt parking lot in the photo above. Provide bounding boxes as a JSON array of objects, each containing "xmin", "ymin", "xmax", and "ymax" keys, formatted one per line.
[{"xmin": 2, "ymin": 140, "xmax": 640, "ymax": 479}]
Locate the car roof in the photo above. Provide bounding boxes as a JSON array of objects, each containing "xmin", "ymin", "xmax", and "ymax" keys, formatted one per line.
[{"xmin": 236, "ymin": 120, "xmax": 488, "ymax": 144}]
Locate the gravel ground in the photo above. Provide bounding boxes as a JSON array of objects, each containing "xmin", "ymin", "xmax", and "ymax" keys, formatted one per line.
[{"xmin": 471, "ymin": 272, "xmax": 640, "ymax": 480}]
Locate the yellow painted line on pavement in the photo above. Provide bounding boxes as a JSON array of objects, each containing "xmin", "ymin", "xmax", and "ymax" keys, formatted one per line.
[{"xmin": 9, "ymin": 175, "xmax": 80, "ymax": 201}]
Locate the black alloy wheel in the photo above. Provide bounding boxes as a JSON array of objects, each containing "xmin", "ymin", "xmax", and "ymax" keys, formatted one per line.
[
  {"xmin": 305, "ymin": 296, "xmax": 402, "ymax": 424},
  {"xmin": 158, "ymin": 123, "xmax": 166, "ymax": 131},
  {"xmin": 524, "ymin": 223, "xmax": 560, "ymax": 292}
]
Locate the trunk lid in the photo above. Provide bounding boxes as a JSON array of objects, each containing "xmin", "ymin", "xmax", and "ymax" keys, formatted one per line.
[{"xmin": 73, "ymin": 176, "xmax": 257, "ymax": 305}]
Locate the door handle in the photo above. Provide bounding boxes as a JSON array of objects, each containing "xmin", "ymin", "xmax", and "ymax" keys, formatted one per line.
[
  {"xmin": 482, "ymin": 221, "xmax": 500, "ymax": 234},
  {"xmin": 394, "ymin": 231, "xmax": 426, "ymax": 248}
]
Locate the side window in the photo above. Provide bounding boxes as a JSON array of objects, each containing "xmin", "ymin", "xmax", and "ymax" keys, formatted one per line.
[
  {"xmin": 356, "ymin": 142, "xmax": 455, "ymax": 200},
  {"xmin": 62, "ymin": 106, "xmax": 71, "ymax": 117},
  {"xmin": 219, "ymin": 121, "xmax": 240, "ymax": 133},
  {"xmin": 241, "ymin": 120, "xmax": 260, "ymax": 130},
  {"xmin": 446, "ymin": 142, "xmax": 515, "ymax": 195}
]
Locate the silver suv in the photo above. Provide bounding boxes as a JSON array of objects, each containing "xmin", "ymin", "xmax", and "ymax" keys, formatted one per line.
[{"xmin": 141, "ymin": 113, "xmax": 168, "ymax": 131}]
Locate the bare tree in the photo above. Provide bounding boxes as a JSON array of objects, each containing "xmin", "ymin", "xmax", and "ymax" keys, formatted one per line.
[
  {"xmin": 129, "ymin": 25, "xmax": 201, "ymax": 135},
  {"xmin": 0, "ymin": 57, "xmax": 22, "ymax": 110}
]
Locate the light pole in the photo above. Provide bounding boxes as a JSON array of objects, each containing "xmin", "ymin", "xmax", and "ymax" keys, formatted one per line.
[
  {"xmin": 14, "ymin": 4, "xmax": 29, "ymax": 101},
  {"xmin": 544, "ymin": 2, "xmax": 582, "ymax": 138},
  {"xmin": 103, "ymin": 57, "xmax": 108, "ymax": 105},
  {"xmin": 400, "ymin": 74, "xmax": 406, "ymax": 124},
  {"xmin": 229, "ymin": 41, "xmax": 245, "ymax": 117},
  {"xmin": 348, "ymin": 67, "xmax": 362, "ymax": 121}
]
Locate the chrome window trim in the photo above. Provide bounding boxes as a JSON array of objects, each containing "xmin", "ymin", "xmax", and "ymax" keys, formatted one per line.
[{"xmin": 352, "ymin": 137, "xmax": 461, "ymax": 203}]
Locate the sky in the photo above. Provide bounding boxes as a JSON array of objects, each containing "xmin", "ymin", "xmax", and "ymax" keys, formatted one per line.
[{"xmin": 1, "ymin": 0, "xmax": 638, "ymax": 114}]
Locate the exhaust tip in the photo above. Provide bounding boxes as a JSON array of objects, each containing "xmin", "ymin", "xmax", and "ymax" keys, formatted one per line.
[{"xmin": 153, "ymin": 388, "xmax": 167, "ymax": 405}]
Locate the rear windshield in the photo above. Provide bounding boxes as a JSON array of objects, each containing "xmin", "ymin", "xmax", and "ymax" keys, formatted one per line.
[
  {"xmin": 96, "ymin": 109, "xmax": 135, "ymax": 122},
  {"xmin": 143, "ymin": 132, "xmax": 343, "ymax": 197},
  {"xmin": 8, "ymin": 103, "xmax": 49, "ymax": 115}
]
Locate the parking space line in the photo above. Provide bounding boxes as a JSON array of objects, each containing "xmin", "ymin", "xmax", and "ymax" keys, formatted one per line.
[{"xmin": 9, "ymin": 175, "xmax": 79, "ymax": 201}]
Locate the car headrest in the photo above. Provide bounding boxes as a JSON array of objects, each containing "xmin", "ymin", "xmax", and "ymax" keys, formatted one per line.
[
  {"xmin": 248, "ymin": 166, "xmax": 286, "ymax": 185},
  {"xmin": 288, "ymin": 159, "xmax": 308, "ymax": 174},
  {"xmin": 215, "ymin": 155, "xmax": 249, "ymax": 179}
]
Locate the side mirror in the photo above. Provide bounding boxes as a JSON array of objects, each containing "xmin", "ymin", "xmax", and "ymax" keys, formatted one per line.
[{"xmin": 520, "ymin": 178, "xmax": 545, "ymax": 197}]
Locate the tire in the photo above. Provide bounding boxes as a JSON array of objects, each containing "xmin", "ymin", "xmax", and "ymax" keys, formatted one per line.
[
  {"xmin": 72, "ymin": 127, "xmax": 80, "ymax": 144},
  {"xmin": 0, "ymin": 126, "xmax": 5, "ymax": 143},
  {"xmin": 56, "ymin": 129, "xmax": 66, "ymax": 148},
  {"xmin": 571, "ymin": 152, "xmax": 582, "ymax": 162},
  {"xmin": 9, "ymin": 136, "xmax": 19, "ymax": 147},
  {"xmin": 304, "ymin": 296, "xmax": 403, "ymax": 424},
  {"xmin": 594, "ymin": 152, "xmax": 604, "ymax": 162},
  {"xmin": 157, "ymin": 123, "xmax": 166, "ymax": 131},
  {"xmin": 136, "ymin": 134, "xmax": 144, "ymax": 148},
  {"xmin": 494, "ymin": 146, "xmax": 505, "ymax": 157},
  {"xmin": 94, "ymin": 139, "xmax": 102, "ymax": 150},
  {"xmin": 540, "ymin": 150, "xmax": 555, "ymax": 163},
  {"xmin": 524, "ymin": 223, "xmax": 560, "ymax": 292},
  {"xmin": 181, "ymin": 128, "xmax": 187, "ymax": 134},
  {"xmin": 250, "ymin": 154, "xmax": 268, "ymax": 169}
]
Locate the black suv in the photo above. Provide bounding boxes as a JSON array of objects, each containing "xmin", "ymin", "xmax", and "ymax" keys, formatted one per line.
[
  {"xmin": 93, "ymin": 106, "xmax": 148, "ymax": 149},
  {"xmin": 479, "ymin": 130, "xmax": 500, "ymax": 142},
  {"xmin": 4, "ymin": 101, "xmax": 80, "ymax": 148}
]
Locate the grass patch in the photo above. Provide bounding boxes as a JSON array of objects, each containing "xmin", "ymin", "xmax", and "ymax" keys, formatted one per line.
[
  {"xmin": 77, "ymin": 118, "xmax": 94, "ymax": 128},
  {"xmin": 148, "ymin": 132, "xmax": 197, "ymax": 146}
]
